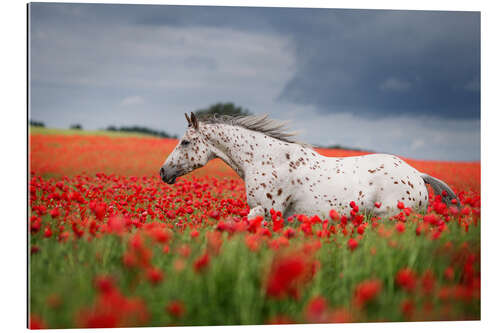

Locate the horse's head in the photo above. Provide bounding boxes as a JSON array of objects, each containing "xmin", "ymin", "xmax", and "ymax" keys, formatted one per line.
[{"xmin": 160, "ymin": 112, "xmax": 213, "ymax": 184}]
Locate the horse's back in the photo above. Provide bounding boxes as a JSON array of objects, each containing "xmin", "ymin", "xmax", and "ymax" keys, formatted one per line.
[{"xmin": 321, "ymin": 153, "xmax": 428, "ymax": 216}]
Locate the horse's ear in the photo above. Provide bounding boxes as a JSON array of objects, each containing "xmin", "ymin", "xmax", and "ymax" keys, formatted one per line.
[
  {"xmin": 184, "ymin": 113, "xmax": 192, "ymax": 127},
  {"xmin": 190, "ymin": 112, "xmax": 199, "ymax": 130}
]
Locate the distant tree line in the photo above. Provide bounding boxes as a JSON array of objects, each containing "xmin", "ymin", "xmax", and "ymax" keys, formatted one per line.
[
  {"xmin": 319, "ymin": 144, "xmax": 371, "ymax": 152},
  {"xmin": 106, "ymin": 125, "xmax": 178, "ymax": 139},
  {"xmin": 194, "ymin": 102, "xmax": 251, "ymax": 120},
  {"xmin": 30, "ymin": 120, "xmax": 45, "ymax": 127},
  {"xmin": 103, "ymin": 103, "xmax": 248, "ymax": 138},
  {"xmin": 30, "ymin": 103, "xmax": 367, "ymax": 151}
]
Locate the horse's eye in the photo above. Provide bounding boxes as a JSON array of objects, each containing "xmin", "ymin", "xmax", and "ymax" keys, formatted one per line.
[{"xmin": 181, "ymin": 140, "xmax": 190, "ymax": 146}]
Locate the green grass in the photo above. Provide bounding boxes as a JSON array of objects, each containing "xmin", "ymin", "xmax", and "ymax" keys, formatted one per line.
[{"xmin": 29, "ymin": 216, "xmax": 480, "ymax": 328}]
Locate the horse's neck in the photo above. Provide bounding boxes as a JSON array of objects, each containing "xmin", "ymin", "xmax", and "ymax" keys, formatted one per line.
[{"xmin": 202, "ymin": 123, "xmax": 298, "ymax": 180}]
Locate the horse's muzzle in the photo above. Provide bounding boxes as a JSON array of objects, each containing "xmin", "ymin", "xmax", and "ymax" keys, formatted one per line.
[{"xmin": 160, "ymin": 167, "xmax": 178, "ymax": 185}]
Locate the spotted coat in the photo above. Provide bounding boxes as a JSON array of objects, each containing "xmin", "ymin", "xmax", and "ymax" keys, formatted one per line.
[{"xmin": 161, "ymin": 115, "xmax": 452, "ymax": 219}]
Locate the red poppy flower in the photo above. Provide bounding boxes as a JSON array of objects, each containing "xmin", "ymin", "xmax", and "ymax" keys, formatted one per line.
[
  {"xmin": 400, "ymin": 299, "xmax": 415, "ymax": 319},
  {"xmin": 305, "ymin": 296, "xmax": 329, "ymax": 323},
  {"xmin": 329, "ymin": 209, "xmax": 340, "ymax": 221},
  {"xmin": 193, "ymin": 253, "xmax": 210, "ymax": 273},
  {"xmin": 29, "ymin": 314, "xmax": 47, "ymax": 329},
  {"xmin": 146, "ymin": 267, "xmax": 164, "ymax": 285},
  {"xmin": 347, "ymin": 238, "xmax": 358, "ymax": 251},
  {"xmin": 265, "ymin": 252, "xmax": 316, "ymax": 299},
  {"xmin": 353, "ymin": 279, "xmax": 382, "ymax": 308},
  {"xmin": 420, "ymin": 270, "xmax": 435, "ymax": 294},
  {"xmin": 395, "ymin": 268, "xmax": 417, "ymax": 292},
  {"xmin": 166, "ymin": 300, "xmax": 186, "ymax": 318}
]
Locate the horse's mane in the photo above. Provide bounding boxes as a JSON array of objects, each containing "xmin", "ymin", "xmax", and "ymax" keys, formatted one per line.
[{"xmin": 199, "ymin": 114, "xmax": 311, "ymax": 147}]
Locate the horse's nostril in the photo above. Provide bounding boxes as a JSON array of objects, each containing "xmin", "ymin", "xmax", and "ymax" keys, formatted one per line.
[{"xmin": 160, "ymin": 168, "xmax": 165, "ymax": 177}]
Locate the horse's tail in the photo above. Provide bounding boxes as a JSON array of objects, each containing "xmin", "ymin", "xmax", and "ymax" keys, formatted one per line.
[{"xmin": 421, "ymin": 173, "xmax": 461, "ymax": 208}]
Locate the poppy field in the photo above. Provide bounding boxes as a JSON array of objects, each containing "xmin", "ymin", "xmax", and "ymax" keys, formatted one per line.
[{"xmin": 28, "ymin": 130, "xmax": 480, "ymax": 329}]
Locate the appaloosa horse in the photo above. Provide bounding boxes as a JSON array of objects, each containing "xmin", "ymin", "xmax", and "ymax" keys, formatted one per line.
[{"xmin": 160, "ymin": 113, "xmax": 459, "ymax": 219}]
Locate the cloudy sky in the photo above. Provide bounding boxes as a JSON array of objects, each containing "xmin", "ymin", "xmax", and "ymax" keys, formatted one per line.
[{"xmin": 29, "ymin": 3, "xmax": 480, "ymax": 161}]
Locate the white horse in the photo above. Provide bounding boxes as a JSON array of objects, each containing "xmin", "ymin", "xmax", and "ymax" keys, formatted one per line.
[{"xmin": 160, "ymin": 113, "xmax": 459, "ymax": 219}]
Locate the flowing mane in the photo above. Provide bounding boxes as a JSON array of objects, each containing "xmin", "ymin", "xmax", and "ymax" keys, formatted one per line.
[{"xmin": 199, "ymin": 114, "xmax": 310, "ymax": 147}]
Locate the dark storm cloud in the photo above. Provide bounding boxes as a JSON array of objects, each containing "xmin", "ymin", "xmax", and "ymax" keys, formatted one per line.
[
  {"xmin": 31, "ymin": 4, "xmax": 479, "ymax": 119},
  {"xmin": 133, "ymin": 6, "xmax": 481, "ymax": 118},
  {"xmin": 277, "ymin": 10, "xmax": 480, "ymax": 119}
]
